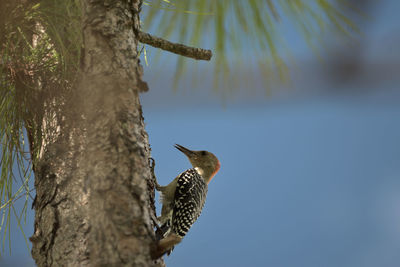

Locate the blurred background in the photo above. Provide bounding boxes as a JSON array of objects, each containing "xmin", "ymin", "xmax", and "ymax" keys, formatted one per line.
[{"xmin": 2, "ymin": 0, "xmax": 400, "ymax": 266}]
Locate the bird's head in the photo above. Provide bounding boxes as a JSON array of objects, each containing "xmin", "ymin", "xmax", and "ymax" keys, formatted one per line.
[{"xmin": 175, "ymin": 144, "xmax": 220, "ymax": 184}]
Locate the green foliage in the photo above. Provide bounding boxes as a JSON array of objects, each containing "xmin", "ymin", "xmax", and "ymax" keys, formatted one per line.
[
  {"xmin": 1, "ymin": 2, "xmax": 36, "ymax": 254},
  {"xmin": 141, "ymin": 0, "xmax": 361, "ymax": 91},
  {"xmin": 0, "ymin": 0, "xmax": 82, "ymax": 254},
  {"xmin": 0, "ymin": 80, "xmax": 32, "ymax": 254}
]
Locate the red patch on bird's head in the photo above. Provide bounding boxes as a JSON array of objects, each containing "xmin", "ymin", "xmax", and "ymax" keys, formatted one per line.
[{"xmin": 208, "ymin": 160, "xmax": 221, "ymax": 184}]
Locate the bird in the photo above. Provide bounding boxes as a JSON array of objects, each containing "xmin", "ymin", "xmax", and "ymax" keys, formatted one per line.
[{"xmin": 151, "ymin": 144, "xmax": 220, "ymax": 258}]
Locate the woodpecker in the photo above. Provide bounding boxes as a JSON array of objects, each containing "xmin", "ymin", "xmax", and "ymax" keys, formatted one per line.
[{"xmin": 152, "ymin": 144, "xmax": 220, "ymax": 257}]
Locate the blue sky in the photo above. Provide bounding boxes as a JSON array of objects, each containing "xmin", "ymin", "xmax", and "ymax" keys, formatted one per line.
[
  {"xmin": 145, "ymin": 95, "xmax": 400, "ymax": 267},
  {"xmin": 1, "ymin": 1, "xmax": 400, "ymax": 266}
]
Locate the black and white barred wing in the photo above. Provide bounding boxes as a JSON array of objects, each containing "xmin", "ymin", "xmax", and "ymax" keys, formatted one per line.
[{"xmin": 172, "ymin": 168, "xmax": 208, "ymax": 238}]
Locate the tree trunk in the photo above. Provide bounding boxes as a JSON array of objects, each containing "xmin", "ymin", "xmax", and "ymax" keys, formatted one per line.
[{"xmin": 29, "ymin": 0, "xmax": 163, "ymax": 266}]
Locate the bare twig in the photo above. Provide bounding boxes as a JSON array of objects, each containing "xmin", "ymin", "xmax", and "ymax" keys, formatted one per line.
[{"xmin": 137, "ymin": 31, "xmax": 212, "ymax": 61}]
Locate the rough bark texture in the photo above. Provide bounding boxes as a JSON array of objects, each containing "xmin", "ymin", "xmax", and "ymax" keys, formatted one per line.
[{"xmin": 30, "ymin": 0, "xmax": 163, "ymax": 266}]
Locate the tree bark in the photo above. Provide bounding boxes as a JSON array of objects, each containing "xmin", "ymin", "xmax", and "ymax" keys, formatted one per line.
[{"xmin": 30, "ymin": 0, "xmax": 163, "ymax": 266}]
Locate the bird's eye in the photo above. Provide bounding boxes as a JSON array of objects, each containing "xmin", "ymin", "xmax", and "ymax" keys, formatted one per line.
[{"xmin": 201, "ymin": 151, "xmax": 207, "ymax": 156}]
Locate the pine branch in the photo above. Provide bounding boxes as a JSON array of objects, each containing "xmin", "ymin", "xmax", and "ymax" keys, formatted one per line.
[{"xmin": 137, "ymin": 31, "xmax": 212, "ymax": 61}]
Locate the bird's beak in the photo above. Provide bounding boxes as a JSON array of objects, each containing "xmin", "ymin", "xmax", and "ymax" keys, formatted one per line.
[{"xmin": 174, "ymin": 144, "xmax": 195, "ymax": 157}]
